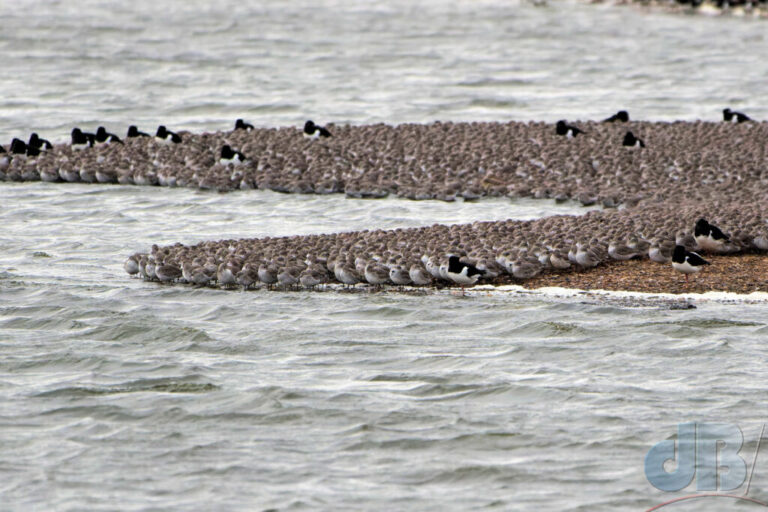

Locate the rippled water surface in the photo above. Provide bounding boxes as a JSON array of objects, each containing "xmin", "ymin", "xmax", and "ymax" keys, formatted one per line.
[
  {"xmin": 1, "ymin": 0, "xmax": 767, "ymax": 142},
  {"xmin": 2, "ymin": 1, "xmax": 768, "ymax": 511}
]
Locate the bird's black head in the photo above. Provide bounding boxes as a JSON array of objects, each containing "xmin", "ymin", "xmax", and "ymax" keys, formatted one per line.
[
  {"xmin": 97, "ymin": 127, "xmax": 107, "ymax": 137},
  {"xmin": 221, "ymin": 145, "xmax": 233, "ymax": 158},
  {"xmin": 10, "ymin": 138, "xmax": 26, "ymax": 154},
  {"xmin": 127, "ymin": 126, "xmax": 138, "ymax": 137},
  {"xmin": 156, "ymin": 125, "xmax": 167, "ymax": 137},
  {"xmin": 72, "ymin": 128, "xmax": 82, "ymax": 136},
  {"xmin": 723, "ymin": 108, "xmax": 732, "ymax": 117},
  {"xmin": 304, "ymin": 120, "xmax": 315, "ymax": 133},
  {"xmin": 617, "ymin": 111, "xmax": 629, "ymax": 122},
  {"xmin": 672, "ymin": 245, "xmax": 687, "ymax": 262},
  {"xmin": 29, "ymin": 133, "xmax": 39, "ymax": 143},
  {"xmin": 694, "ymin": 218, "xmax": 711, "ymax": 238},
  {"xmin": 447, "ymin": 255, "xmax": 462, "ymax": 271}
]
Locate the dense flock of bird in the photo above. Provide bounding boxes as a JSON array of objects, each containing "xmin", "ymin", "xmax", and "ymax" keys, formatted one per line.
[
  {"xmin": 1, "ymin": 108, "xmax": 765, "ymax": 291},
  {"xmin": 123, "ymin": 202, "xmax": 765, "ymax": 290},
  {"xmin": 1, "ymin": 109, "xmax": 766, "ymax": 211}
]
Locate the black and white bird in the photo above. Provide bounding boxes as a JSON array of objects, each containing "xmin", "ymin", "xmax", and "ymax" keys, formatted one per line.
[
  {"xmin": 694, "ymin": 218, "xmax": 730, "ymax": 253},
  {"xmin": 446, "ymin": 255, "xmax": 485, "ymax": 287},
  {"xmin": 71, "ymin": 128, "xmax": 95, "ymax": 151},
  {"xmin": 14, "ymin": 138, "xmax": 44, "ymax": 158},
  {"xmin": 622, "ymin": 131, "xmax": 645, "ymax": 148},
  {"xmin": 28, "ymin": 133, "xmax": 53, "ymax": 150},
  {"xmin": 672, "ymin": 245, "xmax": 710, "ymax": 282},
  {"xmin": 219, "ymin": 145, "xmax": 246, "ymax": 166},
  {"xmin": 235, "ymin": 119, "xmax": 254, "ymax": 131},
  {"xmin": 555, "ymin": 120, "xmax": 584, "ymax": 138},
  {"xmin": 303, "ymin": 120, "xmax": 332, "ymax": 139},
  {"xmin": 603, "ymin": 110, "xmax": 629, "ymax": 123},
  {"xmin": 95, "ymin": 126, "xmax": 123, "ymax": 146},
  {"xmin": 10, "ymin": 138, "xmax": 28, "ymax": 158},
  {"xmin": 127, "ymin": 125, "xmax": 150, "ymax": 138},
  {"xmin": 26, "ymin": 143, "xmax": 43, "ymax": 158},
  {"xmin": 155, "ymin": 125, "xmax": 182, "ymax": 144},
  {"xmin": 723, "ymin": 108, "xmax": 751, "ymax": 123}
]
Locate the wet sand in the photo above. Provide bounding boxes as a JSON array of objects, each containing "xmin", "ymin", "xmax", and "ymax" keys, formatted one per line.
[{"xmin": 516, "ymin": 252, "xmax": 768, "ymax": 295}]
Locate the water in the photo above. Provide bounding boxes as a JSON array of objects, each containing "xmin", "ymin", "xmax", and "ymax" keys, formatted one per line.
[
  {"xmin": 1, "ymin": 0, "xmax": 767, "ymax": 143},
  {"xmin": 2, "ymin": 1, "xmax": 768, "ymax": 511}
]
